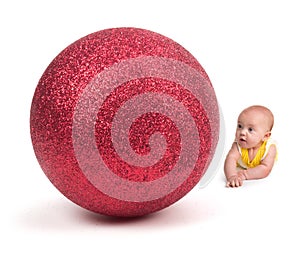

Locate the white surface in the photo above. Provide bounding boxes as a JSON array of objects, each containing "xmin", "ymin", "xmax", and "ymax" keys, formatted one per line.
[{"xmin": 1, "ymin": 0, "xmax": 299, "ymax": 257}]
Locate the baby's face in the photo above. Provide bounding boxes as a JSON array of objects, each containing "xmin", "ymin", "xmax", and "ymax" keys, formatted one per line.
[{"xmin": 235, "ymin": 109, "xmax": 270, "ymax": 149}]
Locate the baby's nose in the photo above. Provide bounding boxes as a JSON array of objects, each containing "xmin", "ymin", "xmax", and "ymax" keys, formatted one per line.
[{"xmin": 240, "ymin": 130, "xmax": 246, "ymax": 136}]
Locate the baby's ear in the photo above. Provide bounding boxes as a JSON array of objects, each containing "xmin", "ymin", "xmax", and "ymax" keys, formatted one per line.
[{"xmin": 263, "ymin": 131, "xmax": 271, "ymax": 140}]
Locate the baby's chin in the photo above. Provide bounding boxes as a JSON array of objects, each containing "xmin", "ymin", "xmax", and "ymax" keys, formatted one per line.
[{"xmin": 237, "ymin": 139, "xmax": 263, "ymax": 149}]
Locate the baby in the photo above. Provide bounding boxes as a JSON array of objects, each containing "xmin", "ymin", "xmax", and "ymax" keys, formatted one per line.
[{"xmin": 224, "ymin": 105, "xmax": 277, "ymax": 187}]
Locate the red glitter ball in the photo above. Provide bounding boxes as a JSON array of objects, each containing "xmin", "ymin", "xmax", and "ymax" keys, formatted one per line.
[{"xmin": 30, "ymin": 27, "xmax": 219, "ymax": 217}]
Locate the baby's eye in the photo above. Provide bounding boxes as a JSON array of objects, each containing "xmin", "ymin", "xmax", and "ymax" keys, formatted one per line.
[
  {"xmin": 248, "ymin": 127, "xmax": 254, "ymax": 132},
  {"xmin": 237, "ymin": 124, "xmax": 242, "ymax": 129}
]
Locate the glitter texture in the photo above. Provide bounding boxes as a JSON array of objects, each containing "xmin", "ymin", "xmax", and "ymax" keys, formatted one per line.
[{"xmin": 30, "ymin": 27, "xmax": 219, "ymax": 217}]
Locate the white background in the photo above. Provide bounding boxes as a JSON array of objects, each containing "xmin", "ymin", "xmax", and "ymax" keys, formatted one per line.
[{"xmin": 1, "ymin": 0, "xmax": 299, "ymax": 257}]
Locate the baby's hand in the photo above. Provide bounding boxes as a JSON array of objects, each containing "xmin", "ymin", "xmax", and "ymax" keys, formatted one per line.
[{"xmin": 226, "ymin": 172, "xmax": 246, "ymax": 188}]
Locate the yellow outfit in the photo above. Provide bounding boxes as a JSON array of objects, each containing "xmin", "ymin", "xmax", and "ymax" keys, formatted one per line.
[{"xmin": 237, "ymin": 139, "xmax": 277, "ymax": 169}]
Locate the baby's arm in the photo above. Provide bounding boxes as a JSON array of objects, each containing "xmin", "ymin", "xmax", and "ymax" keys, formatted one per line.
[
  {"xmin": 224, "ymin": 143, "xmax": 244, "ymax": 187},
  {"xmin": 238, "ymin": 145, "xmax": 277, "ymax": 180}
]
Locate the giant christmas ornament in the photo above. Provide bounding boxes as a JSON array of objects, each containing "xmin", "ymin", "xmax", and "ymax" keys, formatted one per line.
[{"xmin": 30, "ymin": 27, "xmax": 219, "ymax": 217}]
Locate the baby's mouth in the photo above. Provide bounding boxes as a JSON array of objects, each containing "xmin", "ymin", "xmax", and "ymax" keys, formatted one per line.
[{"xmin": 240, "ymin": 138, "xmax": 246, "ymax": 143}]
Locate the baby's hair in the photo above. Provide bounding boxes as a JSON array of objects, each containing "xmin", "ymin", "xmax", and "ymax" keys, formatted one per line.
[{"xmin": 241, "ymin": 105, "xmax": 274, "ymax": 131}]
